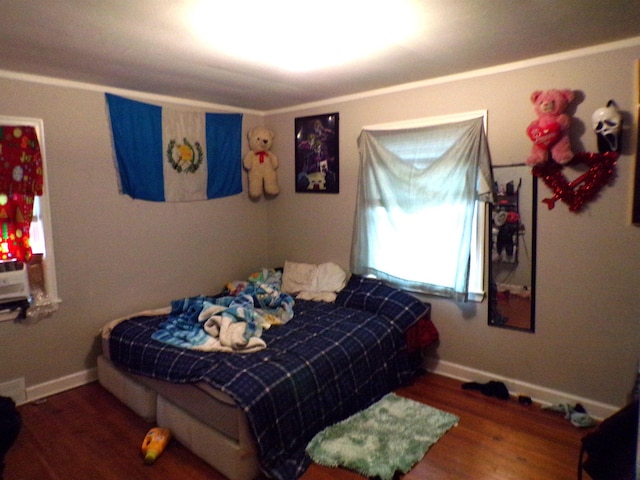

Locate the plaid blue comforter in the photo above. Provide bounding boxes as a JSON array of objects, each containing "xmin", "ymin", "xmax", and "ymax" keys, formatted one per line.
[{"xmin": 108, "ymin": 275, "xmax": 430, "ymax": 479}]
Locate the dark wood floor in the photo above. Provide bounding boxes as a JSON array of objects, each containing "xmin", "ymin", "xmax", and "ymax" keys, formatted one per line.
[
  {"xmin": 4, "ymin": 372, "xmax": 594, "ymax": 480},
  {"xmin": 496, "ymin": 295, "xmax": 531, "ymax": 330}
]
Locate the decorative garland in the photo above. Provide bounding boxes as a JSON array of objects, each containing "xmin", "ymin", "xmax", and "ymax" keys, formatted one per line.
[
  {"xmin": 166, "ymin": 138, "xmax": 204, "ymax": 174},
  {"xmin": 531, "ymin": 152, "xmax": 618, "ymax": 212}
]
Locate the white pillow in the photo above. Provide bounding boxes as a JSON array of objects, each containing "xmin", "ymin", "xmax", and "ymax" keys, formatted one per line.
[
  {"xmin": 282, "ymin": 261, "xmax": 318, "ymax": 294},
  {"xmin": 282, "ymin": 261, "xmax": 347, "ymax": 298},
  {"xmin": 315, "ymin": 262, "xmax": 347, "ymax": 292}
]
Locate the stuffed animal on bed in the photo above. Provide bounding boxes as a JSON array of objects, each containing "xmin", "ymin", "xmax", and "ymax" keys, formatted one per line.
[
  {"xmin": 243, "ymin": 126, "xmax": 280, "ymax": 199},
  {"xmin": 526, "ymin": 89, "xmax": 575, "ymax": 165}
]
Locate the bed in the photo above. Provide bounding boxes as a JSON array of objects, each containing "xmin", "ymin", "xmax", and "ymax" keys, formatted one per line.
[{"xmin": 97, "ymin": 268, "xmax": 438, "ymax": 480}]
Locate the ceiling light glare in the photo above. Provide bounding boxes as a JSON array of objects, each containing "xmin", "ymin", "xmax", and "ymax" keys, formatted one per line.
[{"xmin": 190, "ymin": 0, "xmax": 421, "ymax": 72}]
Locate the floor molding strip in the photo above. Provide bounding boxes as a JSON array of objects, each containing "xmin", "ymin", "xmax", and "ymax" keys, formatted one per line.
[{"xmin": 425, "ymin": 358, "xmax": 619, "ymax": 420}]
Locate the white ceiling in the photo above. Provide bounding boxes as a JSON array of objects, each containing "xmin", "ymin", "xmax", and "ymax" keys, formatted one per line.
[{"xmin": 1, "ymin": 1, "xmax": 640, "ymax": 112}]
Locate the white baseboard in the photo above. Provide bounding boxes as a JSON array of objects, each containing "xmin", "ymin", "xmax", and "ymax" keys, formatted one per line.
[
  {"xmin": 20, "ymin": 361, "xmax": 620, "ymax": 420},
  {"xmin": 22, "ymin": 368, "xmax": 97, "ymax": 406},
  {"xmin": 0, "ymin": 377, "xmax": 26, "ymax": 404},
  {"xmin": 425, "ymin": 357, "xmax": 619, "ymax": 420}
]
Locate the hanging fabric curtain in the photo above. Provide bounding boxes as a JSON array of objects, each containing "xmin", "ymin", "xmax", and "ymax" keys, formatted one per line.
[
  {"xmin": 352, "ymin": 116, "xmax": 493, "ymax": 301},
  {"xmin": 0, "ymin": 125, "xmax": 43, "ymax": 262}
]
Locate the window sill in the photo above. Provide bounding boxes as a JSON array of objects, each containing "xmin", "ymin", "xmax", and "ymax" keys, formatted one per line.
[
  {"xmin": 26, "ymin": 297, "xmax": 60, "ymax": 321},
  {"xmin": 0, "ymin": 310, "xmax": 20, "ymax": 323},
  {"xmin": 0, "ymin": 297, "xmax": 60, "ymax": 324},
  {"xmin": 467, "ymin": 291, "xmax": 486, "ymax": 303}
]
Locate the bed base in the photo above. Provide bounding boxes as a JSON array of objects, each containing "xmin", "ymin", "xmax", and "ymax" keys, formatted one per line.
[{"xmin": 97, "ymin": 355, "xmax": 261, "ymax": 480}]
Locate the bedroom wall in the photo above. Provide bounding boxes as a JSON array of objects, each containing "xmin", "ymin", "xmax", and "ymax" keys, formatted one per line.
[
  {"xmin": 264, "ymin": 40, "xmax": 640, "ymax": 408},
  {"xmin": 0, "ymin": 40, "xmax": 638, "ymax": 412},
  {"xmin": 0, "ymin": 78, "xmax": 267, "ymax": 392}
]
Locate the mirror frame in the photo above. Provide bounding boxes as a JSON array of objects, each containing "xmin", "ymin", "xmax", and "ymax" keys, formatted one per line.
[{"xmin": 488, "ymin": 165, "xmax": 537, "ymax": 332}]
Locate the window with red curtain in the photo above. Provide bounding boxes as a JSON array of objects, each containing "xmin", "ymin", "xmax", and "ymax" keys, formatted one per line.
[{"xmin": 0, "ymin": 125, "xmax": 43, "ymax": 263}]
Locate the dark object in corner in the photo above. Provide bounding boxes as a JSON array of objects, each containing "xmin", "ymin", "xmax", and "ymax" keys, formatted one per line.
[
  {"xmin": 0, "ymin": 396, "xmax": 22, "ymax": 480},
  {"xmin": 461, "ymin": 381, "xmax": 510, "ymax": 400},
  {"xmin": 578, "ymin": 398, "xmax": 638, "ymax": 480},
  {"xmin": 518, "ymin": 395, "xmax": 533, "ymax": 406}
]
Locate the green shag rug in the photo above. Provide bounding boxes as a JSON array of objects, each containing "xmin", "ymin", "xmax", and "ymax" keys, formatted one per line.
[{"xmin": 306, "ymin": 393, "xmax": 459, "ymax": 480}]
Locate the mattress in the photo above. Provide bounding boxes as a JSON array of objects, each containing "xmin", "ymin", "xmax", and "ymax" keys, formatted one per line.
[{"xmin": 99, "ymin": 274, "xmax": 436, "ymax": 479}]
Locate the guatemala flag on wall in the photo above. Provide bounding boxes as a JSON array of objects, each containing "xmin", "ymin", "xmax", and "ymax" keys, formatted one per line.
[{"xmin": 106, "ymin": 93, "xmax": 243, "ymax": 202}]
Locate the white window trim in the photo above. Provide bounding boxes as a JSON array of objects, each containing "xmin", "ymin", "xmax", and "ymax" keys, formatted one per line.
[
  {"xmin": 0, "ymin": 115, "xmax": 61, "ymax": 319},
  {"xmin": 362, "ymin": 110, "xmax": 489, "ymax": 302}
]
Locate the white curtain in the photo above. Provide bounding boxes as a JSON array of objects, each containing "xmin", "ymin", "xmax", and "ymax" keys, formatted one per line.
[{"xmin": 351, "ymin": 116, "xmax": 493, "ymax": 300}]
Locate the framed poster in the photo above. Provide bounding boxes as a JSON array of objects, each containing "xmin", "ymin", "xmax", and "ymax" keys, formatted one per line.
[{"xmin": 295, "ymin": 113, "xmax": 339, "ymax": 193}]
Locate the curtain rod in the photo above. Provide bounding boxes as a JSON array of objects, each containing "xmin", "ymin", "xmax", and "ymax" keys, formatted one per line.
[{"xmin": 492, "ymin": 162, "xmax": 528, "ymax": 168}]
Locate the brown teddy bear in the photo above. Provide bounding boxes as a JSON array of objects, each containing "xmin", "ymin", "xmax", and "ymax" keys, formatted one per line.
[{"xmin": 243, "ymin": 126, "xmax": 280, "ymax": 199}]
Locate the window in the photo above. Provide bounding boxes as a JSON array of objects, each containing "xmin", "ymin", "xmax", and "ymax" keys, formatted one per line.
[
  {"xmin": 0, "ymin": 116, "xmax": 59, "ymax": 319},
  {"xmin": 352, "ymin": 111, "xmax": 492, "ymax": 301}
]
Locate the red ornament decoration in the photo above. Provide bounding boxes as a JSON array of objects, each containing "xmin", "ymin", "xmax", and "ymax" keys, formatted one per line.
[
  {"xmin": 0, "ymin": 125, "xmax": 43, "ymax": 261},
  {"xmin": 531, "ymin": 152, "xmax": 618, "ymax": 212}
]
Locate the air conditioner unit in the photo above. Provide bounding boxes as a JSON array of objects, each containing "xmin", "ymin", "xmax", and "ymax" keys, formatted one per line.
[{"xmin": 0, "ymin": 261, "xmax": 30, "ymax": 303}]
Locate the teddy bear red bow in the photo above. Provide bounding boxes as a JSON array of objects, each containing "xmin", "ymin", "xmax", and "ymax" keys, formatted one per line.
[{"xmin": 242, "ymin": 126, "xmax": 280, "ymax": 199}]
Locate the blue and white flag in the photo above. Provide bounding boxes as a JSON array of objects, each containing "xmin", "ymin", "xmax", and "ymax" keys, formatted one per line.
[{"xmin": 106, "ymin": 93, "xmax": 243, "ymax": 202}]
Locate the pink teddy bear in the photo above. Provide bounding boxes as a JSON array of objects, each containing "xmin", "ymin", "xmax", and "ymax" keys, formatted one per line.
[{"xmin": 526, "ymin": 89, "xmax": 575, "ymax": 165}]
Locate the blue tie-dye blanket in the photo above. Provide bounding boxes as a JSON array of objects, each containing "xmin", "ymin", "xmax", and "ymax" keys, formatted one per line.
[{"xmin": 151, "ymin": 269, "xmax": 294, "ymax": 352}]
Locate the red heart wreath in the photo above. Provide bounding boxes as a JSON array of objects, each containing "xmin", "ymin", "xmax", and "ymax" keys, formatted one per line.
[{"xmin": 531, "ymin": 152, "xmax": 618, "ymax": 212}]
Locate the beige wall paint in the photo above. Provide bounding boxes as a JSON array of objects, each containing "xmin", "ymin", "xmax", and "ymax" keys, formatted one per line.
[
  {"xmin": 265, "ymin": 44, "xmax": 640, "ymax": 407},
  {"xmin": 0, "ymin": 41, "xmax": 638, "ymax": 409},
  {"xmin": 0, "ymin": 79, "xmax": 268, "ymax": 387}
]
